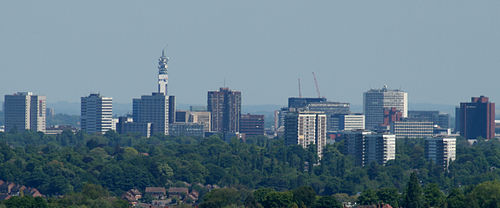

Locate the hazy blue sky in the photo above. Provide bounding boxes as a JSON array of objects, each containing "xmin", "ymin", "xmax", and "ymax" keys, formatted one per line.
[{"xmin": 1, "ymin": 0, "xmax": 499, "ymax": 106}]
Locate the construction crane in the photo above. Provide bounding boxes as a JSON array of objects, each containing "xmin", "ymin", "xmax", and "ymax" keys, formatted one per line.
[
  {"xmin": 298, "ymin": 78, "xmax": 302, "ymax": 98},
  {"xmin": 312, "ymin": 72, "xmax": 321, "ymax": 98}
]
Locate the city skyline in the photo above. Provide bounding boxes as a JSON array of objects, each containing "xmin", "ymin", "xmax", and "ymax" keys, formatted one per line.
[{"xmin": 1, "ymin": 1, "xmax": 499, "ymax": 106}]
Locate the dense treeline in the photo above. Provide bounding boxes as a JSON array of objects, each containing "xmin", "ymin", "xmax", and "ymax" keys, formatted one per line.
[{"xmin": 1, "ymin": 130, "xmax": 500, "ymax": 205}]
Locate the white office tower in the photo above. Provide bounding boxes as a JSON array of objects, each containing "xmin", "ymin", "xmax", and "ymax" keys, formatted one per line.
[
  {"xmin": 4, "ymin": 92, "xmax": 46, "ymax": 133},
  {"xmin": 363, "ymin": 85, "xmax": 408, "ymax": 130},
  {"xmin": 285, "ymin": 111, "xmax": 327, "ymax": 158},
  {"xmin": 344, "ymin": 130, "xmax": 396, "ymax": 166},
  {"xmin": 133, "ymin": 93, "xmax": 169, "ymax": 135},
  {"xmin": 81, "ymin": 94, "xmax": 113, "ymax": 134},
  {"xmin": 425, "ymin": 137, "xmax": 456, "ymax": 169},
  {"xmin": 158, "ymin": 49, "xmax": 169, "ymax": 95}
]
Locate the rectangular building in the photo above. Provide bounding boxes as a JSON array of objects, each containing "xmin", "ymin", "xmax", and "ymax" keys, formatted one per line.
[
  {"xmin": 169, "ymin": 123, "xmax": 204, "ymax": 137},
  {"xmin": 133, "ymin": 93, "xmax": 169, "ymax": 135},
  {"xmin": 4, "ymin": 92, "xmax": 46, "ymax": 133},
  {"xmin": 329, "ymin": 114, "xmax": 365, "ymax": 131},
  {"xmin": 81, "ymin": 93, "xmax": 113, "ymax": 134},
  {"xmin": 117, "ymin": 117, "xmax": 152, "ymax": 138},
  {"xmin": 240, "ymin": 114, "xmax": 265, "ymax": 136},
  {"xmin": 343, "ymin": 130, "xmax": 396, "ymax": 166},
  {"xmin": 425, "ymin": 137, "xmax": 456, "ymax": 169},
  {"xmin": 207, "ymin": 87, "xmax": 241, "ymax": 133},
  {"xmin": 363, "ymin": 86, "xmax": 408, "ymax": 130},
  {"xmin": 288, "ymin": 97, "xmax": 327, "ymax": 109},
  {"xmin": 285, "ymin": 111, "xmax": 327, "ymax": 158},
  {"xmin": 189, "ymin": 111, "xmax": 211, "ymax": 132},
  {"xmin": 459, "ymin": 96, "xmax": 495, "ymax": 139},
  {"xmin": 392, "ymin": 120, "xmax": 434, "ymax": 139}
]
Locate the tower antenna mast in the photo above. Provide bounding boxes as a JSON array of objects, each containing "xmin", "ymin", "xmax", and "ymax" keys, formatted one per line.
[{"xmin": 312, "ymin": 72, "xmax": 321, "ymax": 98}]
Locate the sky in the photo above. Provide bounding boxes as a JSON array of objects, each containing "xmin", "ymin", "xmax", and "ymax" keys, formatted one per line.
[{"xmin": 0, "ymin": 0, "xmax": 499, "ymax": 107}]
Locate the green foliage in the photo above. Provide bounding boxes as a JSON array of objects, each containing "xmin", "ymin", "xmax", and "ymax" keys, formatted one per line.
[
  {"xmin": 3, "ymin": 196, "xmax": 48, "ymax": 208},
  {"xmin": 466, "ymin": 180, "xmax": 500, "ymax": 207},
  {"xmin": 402, "ymin": 172, "xmax": 425, "ymax": 208},
  {"xmin": 2, "ymin": 131, "xmax": 500, "ymax": 206},
  {"xmin": 423, "ymin": 183, "xmax": 445, "ymax": 207},
  {"xmin": 445, "ymin": 188, "xmax": 465, "ymax": 208},
  {"xmin": 261, "ymin": 191, "xmax": 293, "ymax": 208},
  {"xmin": 312, "ymin": 196, "xmax": 342, "ymax": 208}
]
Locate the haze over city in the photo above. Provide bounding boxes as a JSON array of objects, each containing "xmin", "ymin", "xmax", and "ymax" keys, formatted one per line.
[{"xmin": 1, "ymin": 0, "xmax": 499, "ymax": 107}]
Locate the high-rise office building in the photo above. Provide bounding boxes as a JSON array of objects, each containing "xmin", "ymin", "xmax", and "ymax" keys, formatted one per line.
[
  {"xmin": 425, "ymin": 137, "xmax": 456, "ymax": 169},
  {"xmin": 458, "ymin": 96, "xmax": 495, "ymax": 139},
  {"xmin": 240, "ymin": 114, "xmax": 265, "ymax": 136},
  {"xmin": 284, "ymin": 111, "xmax": 327, "ymax": 158},
  {"xmin": 168, "ymin": 95, "xmax": 176, "ymax": 124},
  {"xmin": 363, "ymin": 85, "xmax": 408, "ymax": 130},
  {"xmin": 207, "ymin": 87, "xmax": 241, "ymax": 133},
  {"xmin": 81, "ymin": 94, "xmax": 113, "ymax": 134},
  {"xmin": 133, "ymin": 93, "xmax": 169, "ymax": 135},
  {"xmin": 4, "ymin": 92, "xmax": 46, "ymax": 133},
  {"xmin": 343, "ymin": 130, "xmax": 396, "ymax": 166}
]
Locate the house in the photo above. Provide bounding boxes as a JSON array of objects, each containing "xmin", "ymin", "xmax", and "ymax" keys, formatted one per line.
[
  {"xmin": 122, "ymin": 189, "xmax": 142, "ymax": 205},
  {"xmin": 145, "ymin": 187, "xmax": 166, "ymax": 199},
  {"xmin": 168, "ymin": 187, "xmax": 189, "ymax": 199}
]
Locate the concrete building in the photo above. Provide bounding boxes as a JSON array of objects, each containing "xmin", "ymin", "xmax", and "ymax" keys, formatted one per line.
[
  {"xmin": 81, "ymin": 94, "xmax": 113, "ymax": 134},
  {"xmin": 4, "ymin": 92, "xmax": 46, "ymax": 133},
  {"xmin": 343, "ymin": 130, "xmax": 396, "ymax": 166},
  {"xmin": 239, "ymin": 114, "xmax": 265, "ymax": 136},
  {"xmin": 458, "ymin": 96, "xmax": 495, "ymax": 139},
  {"xmin": 408, "ymin": 110, "xmax": 450, "ymax": 129},
  {"xmin": 169, "ymin": 123, "xmax": 204, "ymax": 137},
  {"xmin": 175, "ymin": 110, "xmax": 190, "ymax": 123},
  {"xmin": 284, "ymin": 111, "xmax": 327, "ymax": 158},
  {"xmin": 392, "ymin": 120, "xmax": 434, "ymax": 139},
  {"xmin": 189, "ymin": 111, "xmax": 211, "ymax": 132},
  {"xmin": 329, "ymin": 114, "xmax": 365, "ymax": 131},
  {"xmin": 288, "ymin": 97, "xmax": 326, "ymax": 109},
  {"xmin": 363, "ymin": 85, "xmax": 408, "ymax": 130},
  {"xmin": 425, "ymin": 137, "xmax": 456, "ymax": 169},
  {"xmin": 133, "ymin": 93, "xmax": 169, "ymax": 135},
  {"xmin": 207, "ymin": 87, "xmax": 241, "ymax": 133},
  {"xmin": 117, "ymin": 117, "xmax": 152, "ymax": 138}
]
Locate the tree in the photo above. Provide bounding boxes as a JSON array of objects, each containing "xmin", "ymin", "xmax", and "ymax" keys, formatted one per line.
[
  {"xmin": 423, "ymin": 183, "xmax": 445, "ymax": 207},
  {"xmin": 466, "ymin": 181, "xmax": 500, "ymax": 207},
  {"xmin": 312, "ymin": 196, "xmax": 342, "ymax": 208},
  {"xmin": 445, "ymin": 188, "xmax": 465, "ymax": 208},
  {"xmin": 261, "ymin": 191, "xmax": 293, "ymax": 208},
  {"xmin": 402, "ymin": 172, "xmax": 425, "ymax": 208},
  {"xmin": 357, "ymin": 189, "xmax": 378, "ymax": 205},
  {"xmin": 291, "ymin": 186, "xmax": 316, "ymax": 207},
  {"xmin": 376, "ymin": 187, "xmax": 400, "ymax": 207}
]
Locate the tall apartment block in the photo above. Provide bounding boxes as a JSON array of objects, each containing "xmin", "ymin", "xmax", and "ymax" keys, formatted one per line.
[
  {"xmin": 284, "ymin": 111, "xmax": 327, "ymax": 158},
  {"xmin": 425, "ymin": 137, "xmax": 456, "ymax": 169},
  {"xmin": 207, "ymin": 87, "xmax": 241, "ymax": 133},
  {"xmin": 343, "ymin": 130, "xmax": 396, "ymax": 166},
  {"xmin": 133, "ymin": 93, "xmax": 169, "ymax": 135},
  {"xmin": 363, "ymin": 85, "xmax": 408, "ymax": 130},
  {"xmin": 4, "ymin": 92, "xmax": 46, "ymax": 133},
  {"xmin": 81, "ymin": 94, "xmax": 113, "ymax": 134},
  {"xmin": 458, "ymin": 96, "xmax": 495, "ymax": 139},
  {"xmin": 240, "ymin": 114, "xmax": 265, "ymax": 136}
]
